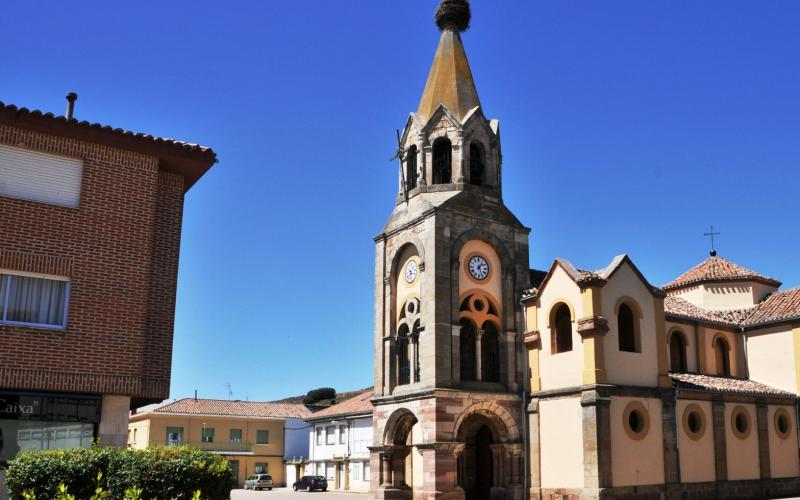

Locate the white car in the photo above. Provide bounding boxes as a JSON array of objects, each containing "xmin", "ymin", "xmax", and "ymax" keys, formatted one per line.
[{"xmin": 243, "ymin": 474, "xmax": 273, "ymax": 491}]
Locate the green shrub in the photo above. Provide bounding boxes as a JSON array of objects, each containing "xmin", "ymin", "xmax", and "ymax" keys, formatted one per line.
[{"xmin": 6, "ymin": 446, "xmax": 231, "ymax": 500}]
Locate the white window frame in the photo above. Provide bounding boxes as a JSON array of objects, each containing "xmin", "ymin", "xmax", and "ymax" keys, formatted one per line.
[
  {"xmin": 0, "ymin": 270, "xmax": 70, "ymax": 330},
  {"xmin": 326, "ymin": 426, "xmax": 335, "ymax": 445}
]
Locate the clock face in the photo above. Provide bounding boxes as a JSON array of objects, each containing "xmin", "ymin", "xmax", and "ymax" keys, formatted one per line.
[
  {"xmin": 405, "ymin": 260, "xmax": 418, "ymax": 283},
  {"xmin": 468, "ymin": 255, "xmax": 490, "ymax": 281}
]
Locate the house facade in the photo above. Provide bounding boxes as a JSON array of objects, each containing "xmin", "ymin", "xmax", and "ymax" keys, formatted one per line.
[
  {"xmin": 367, "ymin": 1, "xmax": 800, "ymax": 499},
  {"xmin": 0, "ymin": 97, "xmax": 215, "ymax": 499},
  {"xmin": 128, "ymin": 398, "xmax": 311, "ymax": 487},
  {"xmin": 307, "ymin": 391, "xmax": 373, "ymax": 492}
]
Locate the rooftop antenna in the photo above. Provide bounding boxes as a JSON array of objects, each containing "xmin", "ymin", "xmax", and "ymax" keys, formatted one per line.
[
  {"xmin": 223, "ymin": 382, "xmax": 233, "ymax": 400},
  {"xmin": 704, "ymin": 225, "xmax": 720, "ymax": 257},
  {"xmin": 194, "ymin": 389, "xmax": 198, "ymax": 401},
  {"xmin": 389, "ymin": 129, "xmax": 409, "ymax": 204}
]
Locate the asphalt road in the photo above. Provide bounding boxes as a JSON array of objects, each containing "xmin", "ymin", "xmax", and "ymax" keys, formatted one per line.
[{"xmin": 231, "ymin": 488, "xmax": 365, "ymax": 499}]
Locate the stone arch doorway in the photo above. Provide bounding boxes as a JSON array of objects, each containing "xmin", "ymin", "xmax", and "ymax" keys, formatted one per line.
[
  {"xmin": 454, "ymin": 404, "xmax": 523, "ymax": 500},
  {"xmin": 376, "ymin": 409, "xmax": 420, "ymax": 499}
]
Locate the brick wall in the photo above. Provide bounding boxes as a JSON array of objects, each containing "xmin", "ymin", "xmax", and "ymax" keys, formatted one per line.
[{"xmin": 0, "ymin": 124, "xmax": 186, "ymax": 402}]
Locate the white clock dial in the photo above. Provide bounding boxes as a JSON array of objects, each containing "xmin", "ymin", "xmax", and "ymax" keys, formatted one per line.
[
  {"xmin": 468, "ymin": 255, "xmax": 489, "ymax": 281},
  {"xmin": 405, "ymin": 260, "xmax": 418, "ymax": 283}
]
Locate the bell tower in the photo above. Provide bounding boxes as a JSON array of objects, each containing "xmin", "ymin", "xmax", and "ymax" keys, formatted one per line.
[{"xmin": 369, "ymin": 2, "xmax": 530, "ymax": 500}]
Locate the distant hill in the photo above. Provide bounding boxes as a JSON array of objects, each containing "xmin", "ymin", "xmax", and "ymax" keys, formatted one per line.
[{"xmin": 272, "ymin": 387, "xmax": 372, "ymax": 407}]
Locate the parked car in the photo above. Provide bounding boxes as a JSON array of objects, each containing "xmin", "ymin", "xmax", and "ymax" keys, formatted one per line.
[
  {"xmin": 292, "ymin": 475, "xmax": 328, "ymax": 492},
  {"xmin": 244, "ymin": 474, "xmax": 273, "ymax": 491}
]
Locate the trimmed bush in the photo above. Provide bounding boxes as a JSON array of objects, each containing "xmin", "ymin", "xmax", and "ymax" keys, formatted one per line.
[
  {"xmin": 303, "ymin": 387, "xmax": 336, "ymax": 405},
  {"xmin": 6, "ymin": 446, "xmax": 232, "ymax": 500}
]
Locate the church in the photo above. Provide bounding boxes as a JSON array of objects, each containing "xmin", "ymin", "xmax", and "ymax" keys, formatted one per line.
[{"xmin": 367, "ymin": 1, "xmax": 800, "ymax": 499}]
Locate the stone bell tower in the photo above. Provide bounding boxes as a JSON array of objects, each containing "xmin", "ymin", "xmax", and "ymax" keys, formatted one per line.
[{"xmin": 369, "ymin": 1, "xmax": 530, "ymax": 499}]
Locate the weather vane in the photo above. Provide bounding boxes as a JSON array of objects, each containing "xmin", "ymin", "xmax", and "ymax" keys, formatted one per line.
[{"xmin": 704, "ymin": 225, "xmax": 720, "ymax": 256}]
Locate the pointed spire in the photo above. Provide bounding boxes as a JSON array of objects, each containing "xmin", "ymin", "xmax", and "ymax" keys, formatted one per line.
[{"xmin": 417, "ymin": 0, "xmax": 481, "ymax": 122}]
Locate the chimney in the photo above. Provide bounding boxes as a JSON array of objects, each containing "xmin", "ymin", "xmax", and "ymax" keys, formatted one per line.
[{"xmin": 65, "ymin": 92, "xmax": 78, "ymax": 120}]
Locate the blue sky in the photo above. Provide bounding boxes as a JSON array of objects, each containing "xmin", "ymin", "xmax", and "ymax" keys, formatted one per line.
[{"xmin": 2, "ymin": 1, "xmax": 798, "ymax": 402}]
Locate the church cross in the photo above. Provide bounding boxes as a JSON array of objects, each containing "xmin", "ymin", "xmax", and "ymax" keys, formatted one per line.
[
  {"xmin": 704, "ymin": 225, "xmax": 720, "ymax": 256},
  {"xmin": 389, "ymin": 129, "xmax": 409, "ymax": 204}
]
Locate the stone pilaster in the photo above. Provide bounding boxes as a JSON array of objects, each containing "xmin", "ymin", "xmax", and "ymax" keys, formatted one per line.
[
  {"xmin": 757, "ymin": 402, "xmax": 771, "ymax": 481},
  {"xmin": 527, "ymin": 398, "xmax": 541, "ymax": 500},
  {"xmin": 712, "ymin": 399, "xmax": 727, "ymax": 482},
  {"xmin": 661, "ymin": 391, "xmax": 681, "ymax": 496},
  {"xmin": 417, "ymin": 442, "xmax": 465, "ymax": 500},
  {"xmin": 581, "ymin": 389, "xmax": 612, "ymax": 492}
]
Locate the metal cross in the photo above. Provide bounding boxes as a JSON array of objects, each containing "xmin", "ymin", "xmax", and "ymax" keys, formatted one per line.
[{"xmin": 704, "ymin": 225, "xmax": 720, "ymax": 256}]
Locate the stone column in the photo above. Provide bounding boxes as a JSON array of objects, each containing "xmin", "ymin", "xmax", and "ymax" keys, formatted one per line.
[
  {"xmin": 452, "ymin": 324, "xmax": 462, "ymax": 385},
  {"xmin": 381, "ymin": 450, "xmax": 394, "ymax": 487},
  {"xmin": 412, "ymin": 331, "xmax": 421, "ymax": 383},
  {"xmin": 507, "ymin": 443, "xmax": 525, "ymax": 500},
  {"xmin": 490, "ymin": 444, "xmax": 506, "ymax": 487},
  {"xmin": 417, "ymin": 442, "xmax": 466, "ymax": 500},
  {"xmin": 475, "ymin": 329, "xmax": 484, "ymax": 382},
  {"xmin": 98, "ymin": 395, "xmax": 131, "ymax": 447},
  {"xmin": 416, "ymin": 133, "xmax": 427, "ymax": 188},
  {"xmin": 392, "ymin": 446, "xmax": 412, "ymax": 489},
  {"xmin": 581, "ymin": 389, "xmax": 612, "ymax": 492}
]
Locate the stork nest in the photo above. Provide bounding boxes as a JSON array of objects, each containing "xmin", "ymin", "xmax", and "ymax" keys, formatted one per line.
[{"xmin": 435, "ymin": 0, "xmax": 471, "ymax": 32}]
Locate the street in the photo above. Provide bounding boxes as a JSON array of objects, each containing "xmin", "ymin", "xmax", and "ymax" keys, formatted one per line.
[{"xmin": 231, "ymin": 488, "xmax": 366, "ymax": 500}]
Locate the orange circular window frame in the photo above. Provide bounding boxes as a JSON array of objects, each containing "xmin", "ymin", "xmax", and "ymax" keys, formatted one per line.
[
  {"xmin": 623, "ymin": 401, "xmax": 650, "ymax": 441},
  {"xmin": 682, "ymin": 404, "xmax": 706, "ymax": 441},
  {"xmin": 730, "ymin": 406, "xmax": 752, "ymax": 440},
  {"xmin": 774, "ymin": 408, "xmax": 792, "ymax": 440}
]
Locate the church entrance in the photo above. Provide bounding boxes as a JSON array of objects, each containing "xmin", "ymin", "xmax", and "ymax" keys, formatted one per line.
[{"xmin": 454, "ymin": 406, "xmax": 524, "ymax": 500}]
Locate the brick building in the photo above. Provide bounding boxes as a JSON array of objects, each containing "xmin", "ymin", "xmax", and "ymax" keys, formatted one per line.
[{"xmin": 0, "ymin": 97, "xmax": 215, "ymax": 478}]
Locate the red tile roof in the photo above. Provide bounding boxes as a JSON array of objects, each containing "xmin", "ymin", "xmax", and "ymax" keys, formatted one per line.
[
  {"xmin": 663, "ymin": 255, "xmax": 780, "ymax": 291},
  {"xmin": 743, "ymin": 287, "xmax": 800, "ymax": 327},
  {"xmin": 0, "ymin": 100, "xmax": 217, "ymax": 190},
  {"xmin": 306, "ymin": 391, "xmax": 373, "ymax": 420},
  {"xmin": 664, "ymin": 296, "xmax": 755, "ymax": 328},
  {"xmin": 150, "ymin": 398, "xmax": 313, "ymax": 419},
  {"xmin": 670, "ymin": 373, "xmax": 794, "ymax": 398}
]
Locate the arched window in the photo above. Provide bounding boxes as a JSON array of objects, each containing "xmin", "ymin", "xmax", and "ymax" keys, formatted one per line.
[
  {"xmin": 552, "ymin": 304, "xmax": 573, "ymax": 354},
  {"xmin": 460, "ymin": 318, "xmax": 477, "ymax": 381},
  {"xmin": 397, "ymin": 324, "xmax": 411, "ymax": 386},
  {"xmin": 432, "ymin": 138, "xmax": 452, "ymax": 184},
  {"xmin": 714, "ymin": 336, "xmax": 731, "ymax": 377},
  {"xmin": 481, "ymin": 321, "xmax": 500, "ymax": 382},
  {"xmin": 669, "ymin": 331, "xmax": 688, "ymax": 372},
  {"xmin": 406, "ymin": 145, "xmax": 418, "ymax": 191},
  {"xmin": 469, "ymin": 143, "xmax": 484, "ymax": 186},
  {"xmin": 618, "ymin": 303, "xmax": 638, "ymax": 352}
]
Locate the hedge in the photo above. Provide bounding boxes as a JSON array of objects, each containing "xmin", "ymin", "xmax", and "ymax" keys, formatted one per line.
[{"xmin": 5, "ymin": 446, "xmax": 232, "ymax": 500}]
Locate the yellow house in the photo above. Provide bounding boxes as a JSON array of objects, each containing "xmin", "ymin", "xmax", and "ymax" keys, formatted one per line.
[{"xmin": 128, "ymin": 398, "xmax": 311, "ymax": 487}]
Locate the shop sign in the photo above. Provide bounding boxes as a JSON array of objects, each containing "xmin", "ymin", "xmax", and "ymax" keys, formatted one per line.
[{"xmin": 0, "ymin": 392, "xmax": 101, "ymax": 423}]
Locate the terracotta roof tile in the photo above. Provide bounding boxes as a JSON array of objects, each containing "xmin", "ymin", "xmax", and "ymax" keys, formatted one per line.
[
  {"xmin": 306, "ymin": 391, "xmax": 373, "ymax": 420},
  {"xmin": 664, "ymin": 296, "xmax": 756, "ymax": 327},
  {"xmin": 670, "ymin": 373, "xmax": 794, "ymax": 398},
  {"xmin": 743, "ymin": 287, "xmax": 800, "ymax": 327},
  {"xmin": 664, "ymin": 256, "xmax": 780, "ymax": 291},
  {"xmin": 151, "ymin": 399, "xmax": 312, "ymax": 419}
]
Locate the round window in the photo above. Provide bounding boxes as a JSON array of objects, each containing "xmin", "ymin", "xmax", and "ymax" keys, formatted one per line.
[
  {"xmin": 682, "ymin": 404, "xmax": 706, "ymax": 440},
  {"xmin": 730, "ymin": 406, "xmax": 751, "ymax": 439},
  {"xmin": 775, "ymin": 409, "xmax": 792, "ymax": 439},
  {"xmin": 623, "ymin": 401, "xmax": 650, "ymax": 440}
]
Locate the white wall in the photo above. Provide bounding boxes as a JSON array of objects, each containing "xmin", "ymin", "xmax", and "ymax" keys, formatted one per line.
[
  {"xmin": 746, "ymin": 326, "xmax": 797, "ymax": 394},
  {"xmin": 539, "ymin": 397, "xmax": 583, "ymax": 489}
]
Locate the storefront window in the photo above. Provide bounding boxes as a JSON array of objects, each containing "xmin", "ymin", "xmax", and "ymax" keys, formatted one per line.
[{"xmin": 0, "ymin": 392, "xmax": 100, "ymax": 467}]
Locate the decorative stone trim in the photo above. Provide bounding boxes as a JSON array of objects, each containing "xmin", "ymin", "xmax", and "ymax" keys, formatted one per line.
[
  {"xmin": 523, "ymin": 330, "xmax": 540, "ymax": 349},
  {"xmin": 577, "ymin": 316, "xmax": 609, "ymax": 338}
]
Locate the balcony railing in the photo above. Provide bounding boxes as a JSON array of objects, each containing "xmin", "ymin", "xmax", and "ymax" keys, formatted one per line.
[{"xmin": 150, "ymin": 441, "xmax": 254, "ymax": 453}]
